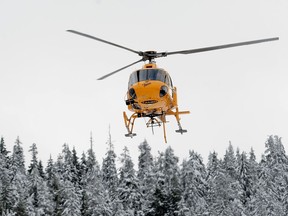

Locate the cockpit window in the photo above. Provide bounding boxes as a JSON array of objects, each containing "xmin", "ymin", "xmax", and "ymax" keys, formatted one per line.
[
  {"xmin": 128, "ymin": 71, "xmax": 139, "ymax": 87},
  {"xmin": 128, "ymin": 69, "xmax": 172, "ymax": 87}
]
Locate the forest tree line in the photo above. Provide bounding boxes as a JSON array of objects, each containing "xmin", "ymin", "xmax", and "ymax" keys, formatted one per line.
[{"xmin": 0, "ymin": 134, "xmax": 288, "ymax": 216}]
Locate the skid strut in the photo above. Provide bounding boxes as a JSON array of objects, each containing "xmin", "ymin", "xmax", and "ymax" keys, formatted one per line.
[
  {"xmin": 123, "ymin": 107, "xmax": 190, "ymax": 143},
  {"xmin": 167, "ymin": 107, "xmax": 190, "ymax": 134},
  {"xmin": 123, "ymin": 112, "xmax": 137, "ymax": 138}
]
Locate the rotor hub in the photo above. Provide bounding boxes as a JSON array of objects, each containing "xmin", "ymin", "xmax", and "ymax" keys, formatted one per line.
[{"xmin": 140, "ymin": 51, "xmax": 168, "ymax": 62}]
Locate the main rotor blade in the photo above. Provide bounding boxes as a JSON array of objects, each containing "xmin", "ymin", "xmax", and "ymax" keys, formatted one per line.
[
  {"xmin": 67, "ymin": 30, "xmax": 140, "ymax": 55},
  {"xmin": 97, "ymin": 58, "xmax": 144, "ymax": 80},
  {"xmin": 166, "ymin": 37, "xmax": 279, "ymax": 56}
]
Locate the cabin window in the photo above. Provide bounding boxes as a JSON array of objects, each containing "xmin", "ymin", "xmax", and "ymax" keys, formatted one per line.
[
  {"xmin": 128, "ymin": 70, "xmax": 139, "ymax": 87},
  {"xmin": 129, "ymin": 69, "xmax": 172, "ymax": 87},
  {"xmin": 165, "ymin": 75, "xmax": 172, "ymax": 87},
  {"xmin": 139, "ymin": 69, "xmax": 165, "ymax": 82}
]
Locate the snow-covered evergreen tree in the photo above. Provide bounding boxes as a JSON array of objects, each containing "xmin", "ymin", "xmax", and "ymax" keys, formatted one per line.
[
  {"xmin": 84, "ymin": 135, "xmax": 112, "ymax": 215},
  {"xmin": 148, "ymin": 146, "xmax": 181, "ymax": 215},
  {"xmin": 28, "ymin": 143, "xmax": 38, "ymax": 174},
  {"xmin": 9, "ymin": 137, "xmax": 30, "ymax": 215},
  {"xmin": 0, "ymin": 136, "xmax": 9, "ymax": 161},
  {"xmin": 117, "ymin": 146, "xmax": 142, "ymax": 215},
  {"xmin": 27, "ymin": 143, "xmax": 54, "ymax": 215},
  {"xmin": 60, "ymin": 143, "xmax": 82, "ymax": 216},
  {"xmin": 45, "ymin": 155, "xmax": 54, "ymax": 184},
  {"xmin": 51, "ymin": 154, "xmax": 66, "ymax": 215},
  {"xmin": 206, "ymin": 151, "xmax": 219, "ymax": 180},
  {"xmin": 71, "ymin": 147, "xmax": 81, "ymax": 187},
  {"xmin": 62, "ymin": 143, "xmax": 74, "ymax": 182},
  {"xmin": 250, "ymin": 135, "xmax": 288, "ymax": 215},
  {"xmin": 102, "ymin": 130, "xmax": 118, "ymax": 201},
  {"xmin": 235, "ymin": 151, "xmax": 255, "ymax": 209},
  {"xmin": 179, "ymin": 150, "xmax": 208, "ymax": 215},
  {"xmin": 61, "ymin": 180, "xmax": 81, "ymax": 216},
  {"xmin": 37, "ymin": 161, "xmax": 45, "ymax": 179},
  {"xmin": 137, "ymin": 139, "xmax": 155, "ymax": 214},
  {"xmin": 223, "ymin": 142, "xmax": 237, "ymax": 179},
  {"xmin": 79, "ymin": 152, "xmax": 89, "ymax": 216},
  {"xmin": 11, "ymin": 137, "xmax": 26, "ymax": 175},
  {"xmin": 0, "ymin": 137, "xmax": 13, "ymax": 215},
  {"xmin": 207, "ymin": 144, "xmax": 244, "ymax": 215},
  {"xmin": 206, "ymin": 151, "xmax": 219, "ymax": 214}
]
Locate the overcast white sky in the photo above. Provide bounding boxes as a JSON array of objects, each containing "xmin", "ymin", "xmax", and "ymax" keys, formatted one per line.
[{"xmin": 1, "ymin": 0, "xmax": 287, "ymax": 166}]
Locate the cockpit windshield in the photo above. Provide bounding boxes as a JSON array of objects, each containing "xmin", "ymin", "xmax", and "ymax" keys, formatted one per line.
[{"xmin": 128, "ymin": 69, "xmax": 172, "ymax": 87}]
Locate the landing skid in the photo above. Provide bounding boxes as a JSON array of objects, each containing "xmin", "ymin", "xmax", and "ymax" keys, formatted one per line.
[
  {"xmin": 123, "ymin": 112, "xmax": 138, "ymax": 139},
  {"xmin": 175, "ymin": 122, "xmax": 187, "ymax": 134},
  {"xmin": 176, "ymin": 129, "xmax": 188, "ymax": 134},
  {"xmin": 123, "ymin": 107, "xmax": 190, "ymax": 143},
  {"xmin": 167, "ymin": 107, "xmax": 189, "ymax": 136},
  {"xmin": 125, "ymin": 133, "xmax": 137, "ymax": 138}
]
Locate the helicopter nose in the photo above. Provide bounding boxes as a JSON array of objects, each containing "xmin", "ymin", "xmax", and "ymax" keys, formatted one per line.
[{"xmin": 133, "ymin": 81, "xmax": 163, "ymax": 105}]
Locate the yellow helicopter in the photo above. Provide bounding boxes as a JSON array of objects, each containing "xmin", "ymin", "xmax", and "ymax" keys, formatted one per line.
[{"xmin": 67, "ymin": 30, "xmax": 278, "ymax": 143}]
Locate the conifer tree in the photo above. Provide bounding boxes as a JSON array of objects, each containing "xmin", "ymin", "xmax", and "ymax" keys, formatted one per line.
[
  {"xmin": 71, "ymin": 147, "xmax": 81, "ymax": 186},
  {"xmin": 85, "ymin": 134, "xmax": 112, "ymax": 215},
  {"xmin": 137, "ymin": 139, "xmax": 155, "ymax": 214},
  {"xmin": 206, "ymin": 151, "xmax": 219, "ymax": 214},
  {"xmin": 61, "ymin": 144, "xmax": 82, "ymax": 215},
  {"xmin": 52, "ymin": 154, "xmax": 65, "ymax": 215},
  {"xmin": 27, "ymin": 143, "xmax": 53, "ymax": 215},
  {"xmin": 0, "ymin": 137, "xmax": 12, "ymax": 214},
  {"xmin": 148, "ymin": 146, "xmax": 181, "ymax": 215},
  {"xmin": 148, "ymin": 152, "xmax": 167, "ymax": 216},
  {"xmin": 61, "ymin": 180, "xmax": 81, "ymax": 216},
  {"xmin": 235, "ymin": 151, "xmax": 255, "ymax": 208},
  {"xmin": 60, "ymin": 143, "xmax": 82, "ymax": 215},
  {"xmin": 138, "ymin": 139, "xmax": 154, "ymax": 180},
  {"xmin": 102, "ymin": 129, "xmax": 118, "ymax": 200},
  {"xmin": 44, "ymin": 155, "xmax": 56, "ymax": 214},
  {"xmin": 86, "ymin": 135, "xmax": 98, "ymax": 171},
  {"xmin": 246, "ymin": 148, "xmax": 259, "ymax": 204},
  {"xmin": 248, "ymin": 147, "xmax": 258, "ymax": 180},
  {"xmin": 79, "ymin": 152, "xmax": 87, "ymax": 181},
  {"xmin": 11, "ymin": 137, "xmax": 26, "ymax": 175},
  {"xmin": 206, "ymin": 151, "xmax": 219, "ymax": 180},
  {"xmin": 118, "ymin": 146, "xmax": 142, "ymax": 215},
  {"xmin": 79, "ymin": 152, "xmax": 89, "ymax": 216},
  {"xmin": 180, "ymin": 150, "xmax": 208, "ymax": 215},
  {"xmin": 28, "ymin": 143, "xmax": 38, "ymax": 174},
  {"xmin": 27, "ymin": 143, "xmax": 40, "ymax": 210},
  {"xmin": 223, "ymin": 142, "xmax": 237, "ymax": 179},
  {"xmin": 207, "ymin": 144, "xmax": 243, "ymax": 215},
  {"xmin": 251, "ymin": 135, "xmax": 288, "ymax": 215},
  {"xmin": 147, "ymin": 183, "xmax": 167, "ymax": 216},
  {"xmin": 62, "ymin": 143, "xmax": 73, "ymax": 182},
  {"xmin": 164, "ymin": 146, "xmax": 182, "ymax": 215},
  {"xmin": 45, "ymin": 155, "xmax": 54, "ymax": 187},
  {"xmin": 0, "ymin": 136, "xmax": 9, "ymax": 161},
  {"xmin": 38, "ymin": 161, "xmax": 45, "ymax": 179},
  {"xmin": 10, "ymin": 137, "xmax": 30, "ymax": 215}
]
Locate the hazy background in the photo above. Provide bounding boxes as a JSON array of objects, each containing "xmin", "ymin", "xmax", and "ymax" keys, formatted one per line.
[{"xmin": 0, "ymin": 0, "xmax": 287, "ymax": 165}]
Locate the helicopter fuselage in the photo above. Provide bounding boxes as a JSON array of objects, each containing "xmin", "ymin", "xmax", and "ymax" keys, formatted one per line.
[
  {"xmin": 125, "ymin": 63, "xmax": 176, "ymax": 117},
  {"xmin": 123, "ymin": 62, "xmax": 189, "ymax": 142}
]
